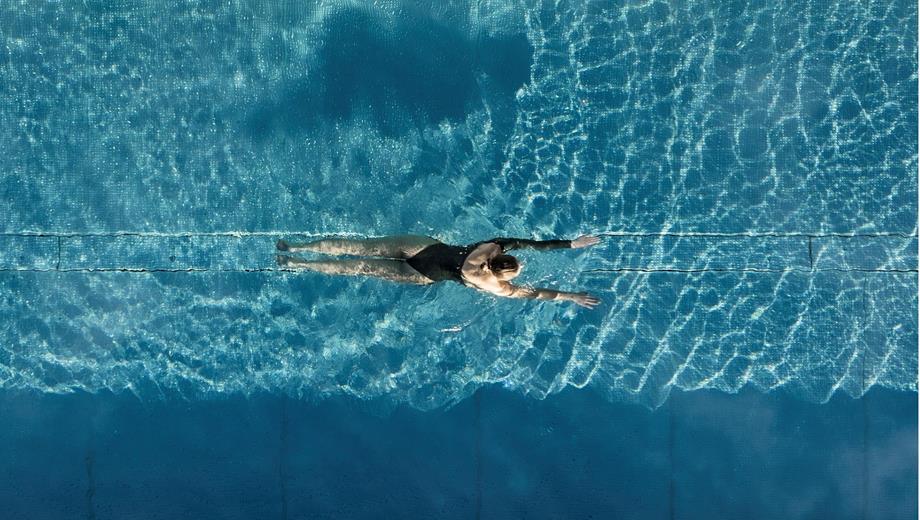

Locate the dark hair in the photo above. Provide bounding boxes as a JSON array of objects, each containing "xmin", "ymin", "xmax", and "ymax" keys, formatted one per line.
[{"xmin": 489, "ymin": 254, "xmax": 519, "ymax": 274}]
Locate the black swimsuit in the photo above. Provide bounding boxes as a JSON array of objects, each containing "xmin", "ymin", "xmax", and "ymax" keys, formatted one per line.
[
  {"xmin": 406, "ymin": 243, "xmax": 475, "ymax": 284},
  {"xmin": 406, "ymin": 238, "xmax": 572, "ymax": 284}
]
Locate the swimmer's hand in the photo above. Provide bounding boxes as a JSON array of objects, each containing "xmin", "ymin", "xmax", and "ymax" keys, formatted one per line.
[
  {"xmin": 568, "ymin": 292, "xmax": 601, "ymax": 308},
  {"xmin": 571, "ymin": 235, "xmax": 600, "ymax": 248}
]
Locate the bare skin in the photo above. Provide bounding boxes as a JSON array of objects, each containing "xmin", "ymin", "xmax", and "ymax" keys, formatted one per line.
[{"xmin": 276, "ymin": 235, "xmax": 602, "ymax": 309}]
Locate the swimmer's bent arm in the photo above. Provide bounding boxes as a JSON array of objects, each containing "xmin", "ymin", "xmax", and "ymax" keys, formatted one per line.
[{"xmin": 490, "ymin": 235, "xmax": 600, "ymax": 252}]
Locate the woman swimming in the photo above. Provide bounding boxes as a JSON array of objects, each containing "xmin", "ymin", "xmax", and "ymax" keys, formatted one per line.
[{"xmin": 276, "ymin": 235, "xmax": 601, "ymax": 308}]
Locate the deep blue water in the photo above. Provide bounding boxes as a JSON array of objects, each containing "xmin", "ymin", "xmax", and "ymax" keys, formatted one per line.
[
  {"xmin": 0, "ymin": 0, "xmax": 917, "ymax": 518},
  {"xmin": 1, "ymin": 388, "xmax": 916, "ymax": 519}
]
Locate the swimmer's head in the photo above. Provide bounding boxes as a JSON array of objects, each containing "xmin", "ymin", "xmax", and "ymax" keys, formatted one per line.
[{"xmin": 489, "ymin": 254, "xmax": 521, "ymax": 280}]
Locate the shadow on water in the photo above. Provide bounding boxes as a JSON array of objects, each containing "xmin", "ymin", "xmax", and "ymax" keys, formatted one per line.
[{"xmin": 245, "ymin": 4, "xmax": 533, "ymax": 140}]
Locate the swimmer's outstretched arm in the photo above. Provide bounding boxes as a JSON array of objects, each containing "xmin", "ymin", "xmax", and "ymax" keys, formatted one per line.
[
  {"xmin": 498, "ymin": 282, "xmax": 600, "ymax": 308},
  {"xmin": 490, "ymin": 235, "xmax": 600, "ymax": 251}
]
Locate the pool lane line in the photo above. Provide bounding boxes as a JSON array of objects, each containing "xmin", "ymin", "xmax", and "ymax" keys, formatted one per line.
[
  {"xmin": 598, "ymin": 232, "xmax": 918, "ymax": 238},
  {"xmin": 0, "ymin": 231, "xmax": 917, "ymax": 238},
  {"xmin": 581, "ymin": 267, "xmax": 918, "ymax": 274},
  {"xmin": 0, "ymin": 231, "xmax": 355, "ymax": 238},
  {"xmin": 0, "ymin": 267, "xmax": 915, "ymax": 273},
  {"xmin": 808, "ymin": 237, "xmax": 814, "ymax": 269},
  {"xmin": 0, "ymin": 267, "xmax": 283, "ymax": 273}
]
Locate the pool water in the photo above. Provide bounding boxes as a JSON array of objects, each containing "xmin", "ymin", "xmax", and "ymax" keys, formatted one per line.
[{"xmin": 0, "ymin": 0, "xmax": 916, "ymax": 518}]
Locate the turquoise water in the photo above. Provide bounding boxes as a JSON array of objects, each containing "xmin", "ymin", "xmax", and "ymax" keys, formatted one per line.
[
  {"xmin": 1, "ymin": 0, "xmax": 916, "ymax": 408},
  {"xmin": 0, "ymin": 0, "xmax": 917, "ymax": 517}
]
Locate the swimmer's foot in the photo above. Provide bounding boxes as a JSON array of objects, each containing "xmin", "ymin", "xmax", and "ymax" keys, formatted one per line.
[{"xmin": 276, "ymin": 239, "xmax": 290, "ymax": 252}]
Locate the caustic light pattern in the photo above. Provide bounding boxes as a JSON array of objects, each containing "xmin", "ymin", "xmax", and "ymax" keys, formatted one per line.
[{"xmin": 0, "ymin": 0, "xmax": 916, "ymax": 408}]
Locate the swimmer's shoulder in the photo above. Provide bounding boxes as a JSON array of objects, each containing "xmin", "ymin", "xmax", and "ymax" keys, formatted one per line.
[{"xmin": 460, "ymin": 243, "xmax": 502, "ymax": 291}]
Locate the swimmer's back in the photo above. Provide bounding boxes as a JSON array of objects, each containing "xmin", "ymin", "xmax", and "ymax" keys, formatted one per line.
[{"xmin": 406, "ymin": 242, "xmax": 472, "ymax": 283}]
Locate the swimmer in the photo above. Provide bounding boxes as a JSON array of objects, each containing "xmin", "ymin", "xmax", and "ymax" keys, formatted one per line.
[{"xmin": 276, "ymin": 235, "xmax": 602, "ymax": 308}]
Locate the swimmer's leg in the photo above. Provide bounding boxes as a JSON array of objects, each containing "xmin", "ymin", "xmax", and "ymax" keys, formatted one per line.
[
  {"xmin": 277, "ymin": 235, "xmax": 439, "ymax": 259},
  {"xmin": 277, "ymin": 255, "xmax": 434, "ymax": 285}
]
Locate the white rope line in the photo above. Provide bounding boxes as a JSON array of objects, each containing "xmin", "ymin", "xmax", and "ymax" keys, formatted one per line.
[{"xmin": 0, "ymin": 231, "xmax": 916, "ymax": 238}]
